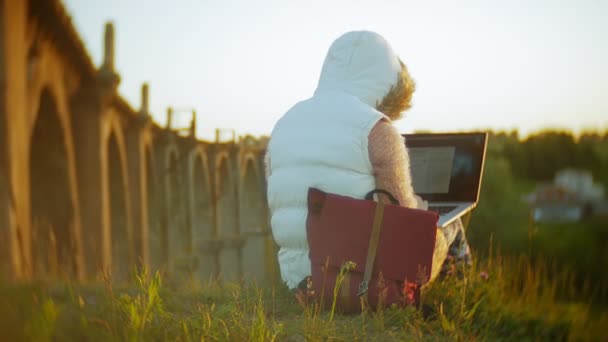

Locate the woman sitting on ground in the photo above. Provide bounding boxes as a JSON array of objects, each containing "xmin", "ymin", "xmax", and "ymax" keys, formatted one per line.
[{"xmin": 265, "ymin": 31, "xmax": 471, "ymax": 290}]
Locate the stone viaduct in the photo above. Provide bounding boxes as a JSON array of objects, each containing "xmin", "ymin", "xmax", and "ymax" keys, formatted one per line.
[{"xmin": 0, "ymin": 0, "xmax": 278, "ymax": 285}]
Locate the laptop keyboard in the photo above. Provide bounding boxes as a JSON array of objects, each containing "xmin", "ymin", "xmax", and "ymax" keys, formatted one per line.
[{"xmin": 428, "ymin": 205, "xmax": 457, "ymax": 215}]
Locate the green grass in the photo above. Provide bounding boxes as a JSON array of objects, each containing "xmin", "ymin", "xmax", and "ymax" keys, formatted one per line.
[
  {"xmin": 2, "ymin": 154, "xmax": 605, "ymax": 340},
  {"xmin": 467, "ymin": 154, "xmax": 608, "ymax": 308},
  {"xmin": 0, "ymin": 252, "xmax": 605, "ymax": 341}
]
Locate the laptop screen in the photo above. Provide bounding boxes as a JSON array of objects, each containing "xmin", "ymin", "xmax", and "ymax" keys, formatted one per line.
[{"xmin": 402, "ymin": 132, "xmax": 488, "ymax": 203}]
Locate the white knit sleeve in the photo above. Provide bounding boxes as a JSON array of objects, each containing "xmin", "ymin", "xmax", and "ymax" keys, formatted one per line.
[{"xmin": 368, "ymin": 120, "xmax": 419, "ymax": 208}]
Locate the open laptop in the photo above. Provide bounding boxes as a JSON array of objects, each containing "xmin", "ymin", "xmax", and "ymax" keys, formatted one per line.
[{"xmin": 403, "ymin": 132, "xmax": 488, "ymax": 227}]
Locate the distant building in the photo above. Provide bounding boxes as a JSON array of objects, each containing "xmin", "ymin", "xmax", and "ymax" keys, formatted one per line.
[
  {"xmin": 555, "ymin": 169, "xmax": 605, "ymax": 201},
  {"xmin": 526, "ymin": 184, "xmax": 584, "ymax": 223},
  {"xmin": 526, "ymin": 169, "xmax": 606, "ymax": 223}
]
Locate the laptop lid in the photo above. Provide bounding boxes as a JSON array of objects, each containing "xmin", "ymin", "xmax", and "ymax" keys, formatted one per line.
[{"xmin": 402, "ymin": 132, "xmax": 488, "ymax": 203}]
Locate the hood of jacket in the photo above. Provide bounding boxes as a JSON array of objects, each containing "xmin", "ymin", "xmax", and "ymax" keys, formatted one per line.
[{"xmin": 314, "ymin": 31, "xmax": 403, "ymax": 109}]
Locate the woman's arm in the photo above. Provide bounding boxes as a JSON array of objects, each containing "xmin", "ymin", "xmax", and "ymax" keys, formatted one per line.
[{"xmin": 368, "ymin": 119, "xmax": 420, "ymax": 208}]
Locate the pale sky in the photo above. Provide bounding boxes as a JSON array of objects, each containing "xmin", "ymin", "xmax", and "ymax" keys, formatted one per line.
[{"xmin": 63, "ymin": 0, "xmax": 608, "ymax": 140}]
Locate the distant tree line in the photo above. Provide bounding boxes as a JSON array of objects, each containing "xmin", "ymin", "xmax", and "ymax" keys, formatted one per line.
[
  {"xmin": 468, "ymin": 130, "xmax": 608, "ymax": 304},
  {"xmin": 491, "ymin": 130, "xmax": 608, "ymax": 185}
]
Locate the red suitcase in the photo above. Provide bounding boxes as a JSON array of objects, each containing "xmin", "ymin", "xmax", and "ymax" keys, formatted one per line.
[{"xmin": 306, "ymin": 188, "xmax": 438, "ymax": 313}]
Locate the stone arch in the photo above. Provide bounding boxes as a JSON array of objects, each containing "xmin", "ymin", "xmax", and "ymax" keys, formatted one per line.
[
  {"xmin": 28, "ymin": 88, "xmax": 80, "ymax": 279},
  {"xmin": 239, "ymin": 155, "xmax": 264, "ymax": 233},
  {"xmin": 25, "ymin": 32, "xmax": 85, "ymax": 280},
  {"xmin": 26, "ymin": 31, "xmax": 78, "ymax": 137},
  {"xmin": 215, "ymin": 153, "xmax": 238, "ymax": 236},
  {"xmin": 189, "ymin": 147, "xmax": 215, "ymax": 279},
  {"xmin": 102, "ymin": 114, "xmax": 133, "ymax": 282},
  {"xmin": 190, "ymin": 148, "xmax": 213, "ymax": 239},
  {"xmin": 214, "ymin": 151, "xmax": 241, "ymax": 281}
]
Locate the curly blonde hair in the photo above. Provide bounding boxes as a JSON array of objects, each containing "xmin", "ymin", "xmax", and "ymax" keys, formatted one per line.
[{"xmin": 375, "ymin": 60, "xmax": 416, "ymax": 120}]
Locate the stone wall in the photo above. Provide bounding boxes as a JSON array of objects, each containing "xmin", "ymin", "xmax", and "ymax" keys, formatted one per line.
[{"xmin": 0, "ymin": 0, "xmax": 277, "ymax": 285}]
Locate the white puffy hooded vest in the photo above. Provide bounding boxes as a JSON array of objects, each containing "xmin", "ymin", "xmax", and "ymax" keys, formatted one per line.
[{"xmin": 267, "ymin": 31, "xmax": 403, "ymax": 288}]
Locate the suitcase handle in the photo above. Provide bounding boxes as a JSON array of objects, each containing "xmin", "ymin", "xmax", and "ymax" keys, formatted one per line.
[{"xmin": 364, "ymin": 189, "xmax": 399, "ymax": 205}]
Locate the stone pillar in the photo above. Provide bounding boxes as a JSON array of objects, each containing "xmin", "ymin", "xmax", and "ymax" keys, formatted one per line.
[
  {"xmin": 166, "ymin": 143, "xmax": 196, "ymax": 279},
  {"xmin": 1, "ymin": 0, "xmax": 30, "ymax": 280},
  {"xmin": 71, "ymin": 88, "xmax": 105, "ymax": 279},
  {"xmin": 140, "ymin": 83, "xmax": 149, "ymax": 117},
  {"xmin": 166, "ymin": 107, "xmax": 173, "ymax": 129},
  {"xmin": 189, "ymin": 110, "xmax": 196, "ymax": 138},
  {"xmin": 194, "ymin": 239, "xmax": 220, "ymax": 281},
  {"xmin": 258, "ymin": 152, "xmax": 279, "ymax": 284},
  {"xmin": 152, "ymin": 141, "xmax": 170, "ymax": 271},
  {"xmin": 188, "ymin": 150, "xmax": 217, "ymax": 281},
  {"xmin": 127, "ymin": 83, "xmax": 152, "ymax": 268},
  {"xmin": 0, "ymin": 165, "xmax": 18, "ymax": 281},
  {"xmin": 71, "ymin": 20, "xmax": 121, "ymax": 279},
  {"xmin": 215, "ymin": 150, "xmax": 243, "ymax": 282},
  {"xmin": 239, "ymin": 159, "xmax": 273, "ymax": 285},
  {"xmin": 126, "ymin": 121, "xmax": 146, "ymax": 270},
  {"xmin": 102, "ymin": 22, "xmax": 115, "ymax": 72},
  {"xmin": 155, "ymin": 138, "xmax": 188, "ymax": 278}
]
